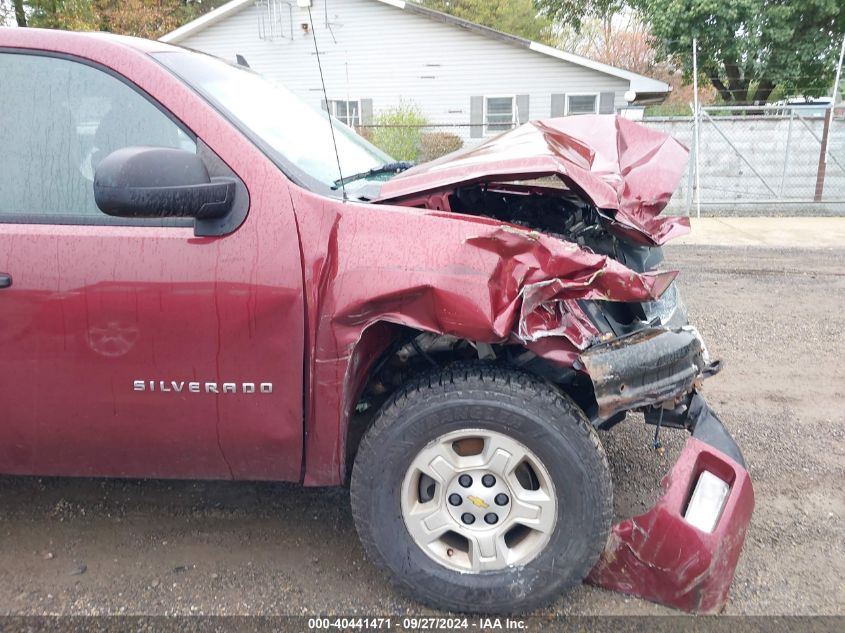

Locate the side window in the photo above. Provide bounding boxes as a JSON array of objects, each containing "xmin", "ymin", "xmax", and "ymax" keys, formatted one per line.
[{"xmin": 0, "ymin": 52, "xmax": 195, "ymax": 221}]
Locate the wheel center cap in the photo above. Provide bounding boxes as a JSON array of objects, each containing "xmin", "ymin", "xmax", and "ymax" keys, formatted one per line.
[
  {"xmin": 466, "ymin": 494, "xmax": 489, "ymax": 509},
  {"xmin": 445, "ymin": 469, "xmax": 511, "ymax": 529}
]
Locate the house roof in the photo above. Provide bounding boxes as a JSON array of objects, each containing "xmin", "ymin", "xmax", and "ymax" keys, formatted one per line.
[{"xmin": 161, "ymin": 0, "xmax": 670, "ymax": 95}]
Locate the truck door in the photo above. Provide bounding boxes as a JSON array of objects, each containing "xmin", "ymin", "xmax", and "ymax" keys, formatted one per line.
[{"xmin": 0, "ymin": 51, "xmax": 304, "ymax": 480}]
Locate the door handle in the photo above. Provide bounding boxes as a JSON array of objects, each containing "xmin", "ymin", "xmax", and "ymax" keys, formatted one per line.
[{"xmin": 0, "ymin": 273, "xmax": 12, "ymax": 289}]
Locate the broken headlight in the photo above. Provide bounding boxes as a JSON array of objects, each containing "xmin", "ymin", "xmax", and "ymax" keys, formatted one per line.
[
  {"xmin": 641, "ymin": 282, "xmax": 687, "ymax": 328},
  {"xmin": 581, "ymin": 282, "xmax": 688, "ymax": 338}
]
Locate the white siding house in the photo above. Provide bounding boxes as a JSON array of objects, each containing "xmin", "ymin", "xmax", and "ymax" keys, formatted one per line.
[{"xmin": 162, "ymin": 0, "xmax": 669, "ymax": 144}]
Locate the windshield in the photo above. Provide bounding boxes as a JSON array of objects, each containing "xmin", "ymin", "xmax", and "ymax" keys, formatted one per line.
[{"xmin": 153, "ymin": 50, "xmax": 392, "ymax": 194}]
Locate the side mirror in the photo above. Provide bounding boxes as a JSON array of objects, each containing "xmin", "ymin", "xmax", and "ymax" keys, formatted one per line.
[{"xmin": 94, "ymin": 146, "xmax": 236, "ymax": 219}]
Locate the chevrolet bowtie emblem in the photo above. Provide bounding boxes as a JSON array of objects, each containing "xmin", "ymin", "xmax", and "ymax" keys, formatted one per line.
[{"xmin": 467, "ymin": 495, "xmax": 489, "ymax": 509}]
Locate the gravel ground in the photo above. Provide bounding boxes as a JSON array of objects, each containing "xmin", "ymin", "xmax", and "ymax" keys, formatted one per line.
[
  {"xmin": 0, "ymin": 245, "xmax": 843, "ymax": 617},
  {"xmin": 667, "ymin": 206, "xmax": 845, "ymax": 217}
]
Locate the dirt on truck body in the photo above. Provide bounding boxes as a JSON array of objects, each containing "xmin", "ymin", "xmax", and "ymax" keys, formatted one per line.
[{"xmin": 0, "ymin": 28, "xmax": 752, "ymax": 615}]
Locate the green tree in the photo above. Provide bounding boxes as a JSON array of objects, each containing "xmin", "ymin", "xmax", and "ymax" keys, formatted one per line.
[
  {"xmin": 537, "ymin": 0, "xmax": 845, "ymax": 103},
  {"xmin": 649, "ymin": 0, "xmax": 844, "ymax": 102},
  {"xmin": 25, "ymin": 0, "xmax": 98, "ymax": 30},
  {"xmin": 421, "ymin": 0, "xmax": 554, "ymax": 44},
  {"xmin": 536, "ymin": 0, "xmax": 624, "ymax": 33},
  {"xmin": 5, "ymin": 0, "xmax": 228, "ymax": 37},
  {"xmin": 95, "ymin": 0, "xmax": 230, "ymax": 38}
]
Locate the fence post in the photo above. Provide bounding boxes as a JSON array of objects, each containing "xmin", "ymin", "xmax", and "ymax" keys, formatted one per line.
[
  {"xmin": 685, "ymin": 120, "xmax": 695, "ymax": 216},
  {"xmin": 692, "ymin": 38, "xmax": 701, "ymax": 218},
  {"xmin": 829, "ymin": 34, "xmax": 845, "ymax": 166},
  {"xmin": 815, "ymin": 35, "xmax": 845, "ymax": 202},
  {"xmin": 814, "ymin": 108, "xmax": 832, "ymax": 201},
  {"xmin": 778, "ymin": 108, "xmax": 794, "ymax": 197}
]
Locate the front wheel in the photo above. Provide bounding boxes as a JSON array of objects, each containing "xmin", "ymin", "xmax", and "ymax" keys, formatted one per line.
[{"xmin": 350, "ymin": 364, "xmax": 612, "ymax": 613}]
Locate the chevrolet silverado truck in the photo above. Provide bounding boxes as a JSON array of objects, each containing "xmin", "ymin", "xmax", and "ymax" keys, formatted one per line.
[{"xmin": 0, "ymin": 28, "xmax": 754, "ymax": 614}]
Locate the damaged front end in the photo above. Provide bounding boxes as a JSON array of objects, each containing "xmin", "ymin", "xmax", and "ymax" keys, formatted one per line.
[
  {"xmin": 370, "ymin": 115, "xmax": 753, "ymax": 614},
  {"xmin": 578, "ymin": 326, "xmax": 752, "ymax": 614}
]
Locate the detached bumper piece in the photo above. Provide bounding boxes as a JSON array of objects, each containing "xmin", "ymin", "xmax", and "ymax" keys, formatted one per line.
[{"xmin": 587, "ymin": 394, "xmax": 754, "ymax": 613}]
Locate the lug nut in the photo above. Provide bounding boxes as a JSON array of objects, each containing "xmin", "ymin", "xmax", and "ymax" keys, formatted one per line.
[
  {"xmin": 448, "ymin": 493, "xmax": 462, "ymax": 506},
  {"xmin": 481, "ymin": 474, "xmax": 496, "ymax": 487},
  {"xmin": 484, "ymin": 513, "xmax": 498, "ymax": 525},
  {"xmin": 458, "ymin": 474, "xmax": 473, "ymax": 488},
  {"xmin": 494, "ymin": 493, "xmax": 509, "ymax": 506},
  {"xmin": 461, "ymin": 513, "xmax": 475, "ymax": 525}
]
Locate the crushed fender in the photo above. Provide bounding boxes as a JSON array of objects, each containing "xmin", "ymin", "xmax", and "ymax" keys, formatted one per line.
[{"xmin": 464, "ymin": 227, "xmax": 676, "ymax": 348}]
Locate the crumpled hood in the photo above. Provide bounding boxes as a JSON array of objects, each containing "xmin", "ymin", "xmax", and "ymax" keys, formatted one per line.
[{"xmin": 376, "ymin": 115, "xmax": 690, "ymax": 245}]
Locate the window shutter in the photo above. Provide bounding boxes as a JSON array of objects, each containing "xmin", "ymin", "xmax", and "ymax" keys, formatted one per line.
[
  {"xmin": 550, "ymin": 94, "xmax": 566, "ymax": 117},
  {"xmin": 360, "ymin": 98, "xmax": 373, "ymax": 126},
  {"xmin": 599, "ymin": 92, "xmax": 616, "ymax": 114},
  {"xmin": 470, "ymin": 95, "xmax": 483, "ymax": 138},
  {"xmin": 516, "ymin": 95, "xmax": 529, "ymax": 124}
]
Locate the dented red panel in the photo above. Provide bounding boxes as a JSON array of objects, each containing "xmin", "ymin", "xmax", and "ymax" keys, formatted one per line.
[
  {"xmin": 377, "ymin": 115, "xmax": 691, "ymax": 245},
  {"xmin": 290, "ymin": 187, "xmax": 677, "ymax": 485},
  {"xmin": 587, "ymin": 438, "xmax": 754, "ymax": 613}
]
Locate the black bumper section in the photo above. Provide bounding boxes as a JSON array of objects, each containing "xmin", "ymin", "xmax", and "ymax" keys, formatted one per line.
[
  {"xmin": 580, "ymin": 327, "xmax": 713, "ymax": 419},
  {"xmin": 644, "ymin": 391, "xmax": 746, "ymax": 468},
  {"xmin": 687, "ymin": 392, "xmax": 746, "ymax": 468},
  {"xmin": 579, "ymin": 328, "xmax": 744, "ymax": 466},
  {"xmin": 642, "ymin": 392, "xmax": 746, "ymax": 468}
]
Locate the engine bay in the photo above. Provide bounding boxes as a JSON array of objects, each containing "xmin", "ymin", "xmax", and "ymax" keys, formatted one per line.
[{"xmin": 447, "ymin": 183, "xmax": 664, "ymax": 274}]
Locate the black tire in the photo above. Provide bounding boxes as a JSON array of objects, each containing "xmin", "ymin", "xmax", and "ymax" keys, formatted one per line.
[{"xmin": 350, "ymin": 363, "xmax": 612, "ymax": 613}]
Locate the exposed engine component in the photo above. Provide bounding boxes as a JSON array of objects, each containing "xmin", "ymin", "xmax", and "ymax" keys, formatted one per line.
[{"xmin": 448, "ymin": 184, "xmax": 663, "ymax": 273}]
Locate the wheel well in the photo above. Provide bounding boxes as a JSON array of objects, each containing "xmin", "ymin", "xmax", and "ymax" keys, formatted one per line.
[{"xmin": 344, "ymin": 327, "xmax": 598, "ymax": 478}]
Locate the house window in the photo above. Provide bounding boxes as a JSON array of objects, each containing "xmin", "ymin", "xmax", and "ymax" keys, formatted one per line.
[
  {"xmin": 565, "ymin": 93, "xmax": 599, "ymax": 115},
  {"xmin": 330, "ymin": 100, "xmax": 361, "ymax": 127},
  {"xmin": 485, "ymin": 96, "xmax": 516, "ymax": 132}
]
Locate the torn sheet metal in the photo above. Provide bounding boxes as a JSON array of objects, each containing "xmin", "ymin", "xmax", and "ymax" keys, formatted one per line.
[
  {"xmin": 587, "ymin": 432, "xmax": 754, "ymax": 614},
  {"xmin": 376, "ymin": 115, "xmax": 691, "ymax": 245},
  {"xmin": 465, "ymin": 226, "xmax": 677, "ymax": 347}
]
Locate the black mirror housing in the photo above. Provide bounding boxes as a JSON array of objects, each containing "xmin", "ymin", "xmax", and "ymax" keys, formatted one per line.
[{"xmin": 94, "ymin": 146, "xmax": 236, "ymax": 220}]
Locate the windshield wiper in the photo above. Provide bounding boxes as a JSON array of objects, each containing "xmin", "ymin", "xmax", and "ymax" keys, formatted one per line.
[{"xmin": 333, "ymin": 161, "xmax": 414, "ymax": 188}]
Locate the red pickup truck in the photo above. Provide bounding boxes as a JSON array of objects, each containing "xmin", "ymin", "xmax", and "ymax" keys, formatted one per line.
[{"xmin": 0, "ymin": 28, "xmax": 753, "ymax": 614}]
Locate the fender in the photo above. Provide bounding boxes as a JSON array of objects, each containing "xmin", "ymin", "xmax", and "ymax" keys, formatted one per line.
[{"xmin": 288, "ymin": 186, "xmax": 675, "ymax": 486}]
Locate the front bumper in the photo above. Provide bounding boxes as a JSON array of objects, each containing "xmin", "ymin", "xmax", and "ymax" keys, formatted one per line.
[
  {"xmin": 577, "ymin": 328, "xmax": 754, "ymax": 614},
  {"xmin": 587, "ymin": 395, "xmax": 754, "ymax": 613}
]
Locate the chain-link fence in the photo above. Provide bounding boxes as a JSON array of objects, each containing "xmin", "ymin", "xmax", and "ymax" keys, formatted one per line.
[{"xmin": 646, "ymin": 104, "xmax": 845, "ymax": 216}]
